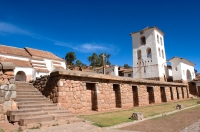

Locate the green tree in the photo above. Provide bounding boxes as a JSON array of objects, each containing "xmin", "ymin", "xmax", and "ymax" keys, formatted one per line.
[
  {"xmin": 75, "ymin": 60, "xmax": 86, "ymax": 66},
  {"xmin": 124, "ymin": 64, "xmax": 131, "ymax": 68},
  {"xmin": 88, "ymin": 53, "xmax": 100, "ymax": 67},
  {"xmin": 65, "ymin": 52, "xmax": 76, "ymax": 66},
  {"xmin": 88, "ymin": 53, "xmax": 111, "ymax": 67}
]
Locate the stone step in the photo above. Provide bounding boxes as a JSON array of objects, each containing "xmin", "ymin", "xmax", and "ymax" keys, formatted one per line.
[
  {"xmin": 19, "ymin": 115, "xmax": 54, "ymax": 126},
  {"xmin": 17, "ymin": 92, "xmax": 42, "ymax": 95},
  {"xmin": 17, "ymin": 95, "xmax": 44, "ymax": 98},
  {"xmin": 16, "ymin": 89, "xmax": 38, "ymax": 92},
  {"xmin": 47, "ymin": 110, "xmax": 70, "ymax": 114},
  {"xmin": 16, "ymin": 97, "xmax": 49, "ymax": 102},
  {"xmin": 17, "ymin": 101, "xmax": 53, "ymax": 105},
  {"xmin": 10, "ymin": 111, "xmax": 47, "ymax": 122},
  {"xmin": 7, "ymin": 108, "xmax": 42, "ymax": 116},
  {"xmin": 41, "ymin": 106, "xmax": 66, "ymax": 111},
  {"xmin": 18, "ymin": 104, "xmax": 56, "ymax": 109},
  {"xmin": 51, "ymin": 113, "xmax": 75, "ymax": 120}
]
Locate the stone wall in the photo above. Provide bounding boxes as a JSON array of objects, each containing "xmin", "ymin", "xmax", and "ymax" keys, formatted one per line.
[
  {"xmin": 0, "ymin": 62, "xmax": 17, "ymax": 120},
  {"xmin": 42, "ymin": 69, "xmax": 189, "ymax": 114}
]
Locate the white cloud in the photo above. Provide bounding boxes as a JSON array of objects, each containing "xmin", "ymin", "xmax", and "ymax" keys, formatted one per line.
[
  {"xmin": 0, "ymin": 22, "xmax": 33, "ymax": 36},
  {"xmin": 55, "ymin": 42, "xmax": 114, "ymax": 53},
  {"xmin": 0, "ymin": 22, "xmax": 119, "ymax": 54}
]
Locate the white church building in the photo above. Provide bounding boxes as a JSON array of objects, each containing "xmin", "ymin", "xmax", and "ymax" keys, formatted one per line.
[
  {"xmin": 0, "ymin": 44, "xmax": 66, "ymax": 82},
  {"xmin": 130, "ymin": 26, "xmax": 195, "ymax": 83}
]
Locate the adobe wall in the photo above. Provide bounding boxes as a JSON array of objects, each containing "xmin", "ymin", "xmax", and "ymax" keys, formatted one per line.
[{"xmin": 43, "ymin": 69, "xmax": 189, "ymax": 114}]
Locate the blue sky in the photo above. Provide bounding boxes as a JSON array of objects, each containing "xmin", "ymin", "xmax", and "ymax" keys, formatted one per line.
[{"xmin": 0, "ymin": 0, "xmax": 200, "ymax": 72}]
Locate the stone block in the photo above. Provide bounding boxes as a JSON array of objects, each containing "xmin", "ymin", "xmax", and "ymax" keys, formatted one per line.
[
  {"xmin": 175, "ymin": 104, "xmax": 183, "ymax": 109},
  {"xmin": 9, "ymin": 79, "xmax": 15, "ymax": 84},
  {"xmin": 8, "ymin": 84, "xmax": 16, "ymax": 90},
  {"xmin": 0, "ymin": 85, "xmax": 7, "ymax": 90},
  {"xmin": 4, "ymin": 91, "xmax": 12, "ymax": 101},
  {"xmin": 0, "ymin": 105, "xmax": 2, "ymax": 113},
  {"xmin": 0, "ymin": 62, "xmax": 15, "ymax": 70},
  {"xmin": 2, "ymin": 101, "xmax": 17, "ymax": 114},
  {"xmin": 10, "ymin": 91, "xmax": 16, "ymax": 100},
  {"xmin": 0, "ymin": 97, "xmax": 5, "ymax": 104},
  {"xmin": 4, "ymin": 71, "xmax": 14, "ymax": 76},
  {"xmin": 57, "ymin": 80, "xmax": 63, "ymax": 87},
  {"xmin": 130, "ymin": 112, "xmax": 144, "ymax": 120},
  {"xmin": 0, "ymin": 90, "xmax": 5, "ymax": 97}
]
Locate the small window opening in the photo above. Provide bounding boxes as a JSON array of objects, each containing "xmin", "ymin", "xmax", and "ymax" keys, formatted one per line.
[
  {"xmin": 147, "ymin": 48, "xmax": 152, "ymax": 58},
  {"xmin": 162, "ymin": 50, "xmax": 164, "ymax": 59},
  {"xmin": 158, "ymin": 48, "xmax": 161, "ymax": 57},
  {"xmin": 157, "ymin": 35, "xmax": 159, "ymax": 43},
  {"xmin": 137, "ymin": 50, "xmax": 141, "ymax": 59},
  {"xmin": 141, "ymin": 36, "xmax": 146, "ymax": 45},
  {"xmin": 160, "ymin": 37, "xmax": 162, "ymax": 45}
]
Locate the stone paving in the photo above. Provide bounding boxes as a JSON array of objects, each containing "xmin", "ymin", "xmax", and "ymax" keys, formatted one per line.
[
  {"xmin": 180, "ymin": 119, "xmax": 200, "ymax": 132},
  {"xmin": 23, "ymin": 122, "xmax": 133, "ymax": 132}
]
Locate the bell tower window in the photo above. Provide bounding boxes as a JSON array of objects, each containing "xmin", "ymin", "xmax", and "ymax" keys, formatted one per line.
[
  {"xmin": 137, "ymin": 50, "xmax": 141, "ymax": 59},
  {"xmin": 141, "ymin": 36, "xmax": 146, "ymax": 45},
  {"xmin": 162, "ymin": 50, "xmax": 164, "ymax": 59},
  {"xmin": 157, "ymin": 35, "xmax": 159, "ymax": 43},
  {"xmin": 147, "ymin": 48, "xmax": 152, "ymax": 58}
]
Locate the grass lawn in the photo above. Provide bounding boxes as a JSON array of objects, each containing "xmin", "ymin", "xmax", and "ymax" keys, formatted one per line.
[{"xmin": 79, "ymin": 99, "xmax": 199, "ymax": 127}]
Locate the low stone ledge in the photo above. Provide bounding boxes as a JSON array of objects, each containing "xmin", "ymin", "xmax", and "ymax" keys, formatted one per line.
[{"xmin": 50, "ymin": 70, "xmax": 188, "ymax": 87}]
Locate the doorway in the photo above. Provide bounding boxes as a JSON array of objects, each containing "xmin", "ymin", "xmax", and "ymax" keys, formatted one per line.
[
  {"xmin": 86, "ymin": 83, "xmax": 98, "ymax": 111},
  {"xmin": 132, "ymin": 86, "xmax": 139, "ymax": 106},
  {"xmin": 198, "ymin": 86, "xmax": 200, "ymax": 97},
  {"xmin": 113, "ymin": 84, "xmax": 122, "ymax": 108},
  {"xmin": 169, "ymin": 87, "xmax": 174, "ymax": 100},
  {"xmin": 147, "ymin": 87, "xmax": 155, "ymax": 104},
  {"xmin": 160, "ymin": 87, "xmax": 167, "ymax": 102},
  {"xmin": 176, "ymin": 87, "xmax": 179, "ymax": 99},
  {"xmin": 181, "ymin": 87, "xmax": 184, "ymax": 98},
  {"xmin": 15, "ymin": 71, "xmax": 26, "ymax": 81}
]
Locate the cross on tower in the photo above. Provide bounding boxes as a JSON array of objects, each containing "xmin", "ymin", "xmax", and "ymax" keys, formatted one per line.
[{"xmin": 101, "ymin": 54, "xmax": 106, "ymax": 74}]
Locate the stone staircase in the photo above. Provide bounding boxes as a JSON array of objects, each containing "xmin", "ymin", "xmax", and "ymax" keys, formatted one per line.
[{"xmin": 7, "ymin": 82, "xmax": 82, "ymax": 128}]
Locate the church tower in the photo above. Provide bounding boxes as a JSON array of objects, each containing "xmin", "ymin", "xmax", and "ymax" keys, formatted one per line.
[{"xmin": 130, "ymin": 26, "xmax": 167, "ymax": 81}]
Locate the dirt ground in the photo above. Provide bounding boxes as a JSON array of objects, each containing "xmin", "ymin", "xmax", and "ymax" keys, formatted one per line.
[
  {"xmin": 120, "ymin": 106, "xmax": 200, "ymax": 132},
  {"xmin": 0, "ymin": 121, "xmax": 19, "ymax": 132}
]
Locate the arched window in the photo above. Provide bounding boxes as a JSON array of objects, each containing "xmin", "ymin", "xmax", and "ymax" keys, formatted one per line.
[
  {"xmin": 162, "ymin": 50, "xmax": 164, "ymax": 59},
  {"xmin": 137, "ymin": 50, "xmax": 141, "ymax": 59},
  {"xmin": 160, "ymin": 37, "xmax": 162, "ymax": 45},
  {"xmin": 158, "ymin": 48, "xmax": 161, "ymax": 57},
  {"xmin": 140, "ymin": 36, "xmax": 146, "ymax": 45},
  {"xmin": 157, "ymin": 35, "xmax": 159, "ymax": 43},
  {"xmin": 146, "ymin": 48, "xmax": 152, "ymax": 58}
]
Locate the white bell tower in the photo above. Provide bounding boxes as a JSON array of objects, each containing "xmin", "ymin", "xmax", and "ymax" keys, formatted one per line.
[{"xmin": 130, "ymin": 26, "xmax": 167, "ymax": 81}]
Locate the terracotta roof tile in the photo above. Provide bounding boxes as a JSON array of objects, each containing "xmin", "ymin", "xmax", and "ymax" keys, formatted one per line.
[
  {"xmin": 52, "ymin": 61, "xmax": 61, "ymax": 65},
  {"xmin": 0, "ymin": 57, "xmax": 32, "ymax": 67},
  {"xmin": 0, "ymin": 45, "xmax": 31, "ymax": 58},
  {"xmin": 31, "ymin": 62, "xmax": 46, "ymax": 66},
  {"xmin": 34, "ymin": 68, "xmax": 49, "ymax": 73},
  {"xmin": 25, "ymin": 47, "xmax": 64, "ymax": 61},
  {"xmin": 31, "ymin": 56, "xmax": 44, "ymax": 61},
  {"xmin": 54, "ymin": 65, "xmax": 64, "ymax": 69}
]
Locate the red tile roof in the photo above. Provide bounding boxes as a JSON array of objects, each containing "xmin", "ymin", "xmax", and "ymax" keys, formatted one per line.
[
  {"xmin": 54, "ymin": 65, "xmax": 64, "ymax": 69},
  {"xmin": 0, "ymin": 57, "xmax": 32, "ymax": 67},
  {"xmin": 0, "ymin": 45, "xmax": 31, "ymax": 58},
  {"xmin": 52, "ymin": 61, "xmax": 61, "ymax": 65},
  {"xmin": 34, "ymin": 68, "xmax": 49, "ymax": 73},
  {"xmin": 25, "ymin": 47, "xmax": 64, "ymax": 61},
  {"xmin": 31, "ymin": 56, "xmax": 44, "ymax": 61}
]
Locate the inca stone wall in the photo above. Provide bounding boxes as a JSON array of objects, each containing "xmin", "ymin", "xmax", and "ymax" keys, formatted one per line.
[
  {"xmin": 41, "ymin": 69, "xmax": 189, "ymax": 114},
  {"xmin": 0, "ymin": 62, "xmax": 17, "ymax": 120}
]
